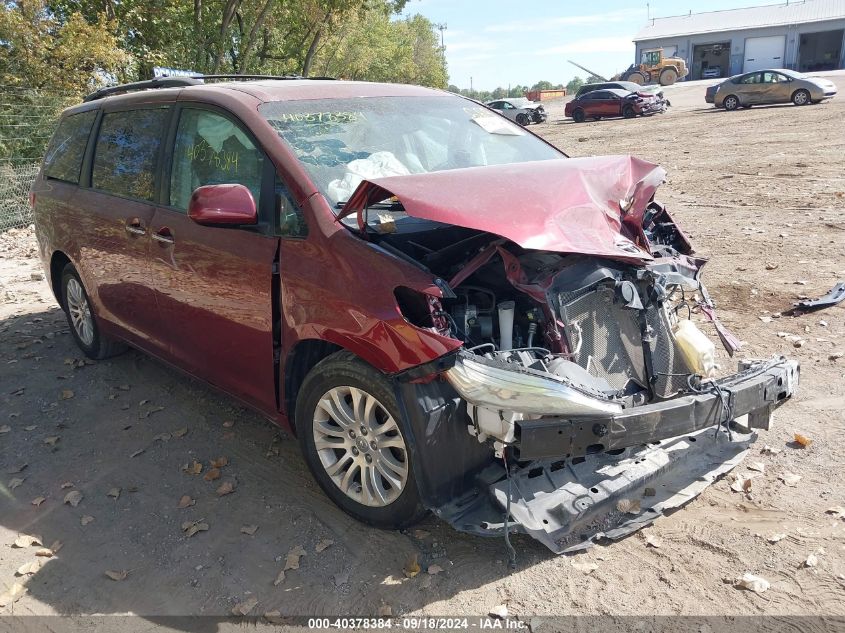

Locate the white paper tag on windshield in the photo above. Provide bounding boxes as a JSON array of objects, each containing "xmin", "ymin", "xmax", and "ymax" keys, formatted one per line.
[{"xmin": 471, "ymin": 116, "xmax": 525, "ymax": 136}]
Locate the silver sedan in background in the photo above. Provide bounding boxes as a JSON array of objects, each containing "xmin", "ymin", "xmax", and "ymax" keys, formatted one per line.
[
  {"xmin": 709, "ymin": 69, "xmax": 837, "ymax": 110},
  {"xmin": 485, "ymin": 98, "xmax": 547, "ymax": 125}
]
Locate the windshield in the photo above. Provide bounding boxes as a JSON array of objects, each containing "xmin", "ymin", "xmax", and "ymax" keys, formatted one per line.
[{"xmin": 259, "ymin": 95, "xmax": 564, "ymax": 206}]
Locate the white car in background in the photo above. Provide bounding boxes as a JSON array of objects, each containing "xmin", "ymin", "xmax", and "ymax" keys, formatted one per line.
[{"xmin": 485, "ymin": 98, "xmax": 547, "ymax": 125}]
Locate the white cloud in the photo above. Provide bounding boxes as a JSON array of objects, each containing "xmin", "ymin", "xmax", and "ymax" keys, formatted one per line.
[{"xmin": 484, "ymin": 8, "xmax": 644, "ymax": 34}]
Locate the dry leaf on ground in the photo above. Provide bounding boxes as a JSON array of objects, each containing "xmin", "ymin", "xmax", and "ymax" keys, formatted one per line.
[
  {"xmin": 9, "ymin": 477, "xmax": 25, "ymax": 490},
  {"xmin": 31, "ymin": 496, "xmax": 46, "ymax": 507},
  {"xmin": 43, "ymin": 436, "xmax": 59, "ymax": 446},
  {"xmin": 60, "ymin": 482, "xmax": 73, "ymax": 489},
  {"xmin": 734, "ymin": 573, "xmax": 770, "ymax": 593},
  {"xmin": 747, "ymin": 462, "xmax": 766, "ymax": 473},
  {"xmin": 130, "ymin": 448, "xmax": 145, "ymax": 458},
  {"xmin": 172, "ymin": 427, "xmax": 188, "ymax": 438},
  {"xmin": 105, "ymin": 570, "xmax": 128, "ymax": 581},
  {"xmin": 16, "ymin": 560, "xmax": 42, "ymax": 576},
  {"xmin": 216, "ymin": 481, "xmax": 235, "ymax": 496},
  {"xmin": 231, "ymin": 596, "xmax": 258, "ymax": 616},
  {"xmin": 0, "ymin": 582, "xmax": 27, "ymax": 607},
  {"xmin": 183, "ymin": 461, "xmax": 203, "ymax": 475},
  {"xmin": 793, "ymin": 433, "xmax": 813, "ymax": 447},
  {"xmin": 107, "ymin": 487, "xmax": 121, "ymax": 499},
  {"xmin": 645, "ymin": 534, "xmax": 662, "ymax": 548},
  {"xmin": 80, "ymin": 515, "xmax": 94, "ymax": 526},
  {"xmin": 63, "ymin": 490, "xmax": 83, "ymax": 507},
  {"xmin": 413, "ymin": 529, "xmax": 431, "ymax": 540},
  {"xmin": 0, "ymin": 425, "xmax": 10, "ymax": 433},
  {"xmin": 182, "ymin": 520, "xmax": 209, "ymax": 537},
  {"xmin": 427, "ymin": 564, "xmax": 443, "ymax": 575},
  {"xmin": 273, "ymin": 569, "xmax": 286, "ymax": 586},
  {"xmin": 779, "ymin": 472, "xmax": 802, "ymax": 487},
  {"xmin": 210, "ymin": 456, "xmax": 228, "ymax": 468},
  {"xmin": 315, "ymin": 539, "xmax": 334, "ymax": 553},
  {"xmin": 489, "ymin": 605, "xmax": 508, "ymax": 619},
  {"xmin": 240, "ymin": 524, "xmax": 258, "ymax": 535},
  {"xmin": 59, "ymin": 389, "xmax": 74, "ymax": 400},
  {"xmin": 24, "ymin": 425, "xmax": 36, "ymax": 431},
  {"xmin": 153, "ymin": 433, "xmax": 171, "ymax": 442},
  {"xmin": 203, "ymin": 468, "xmax": 220, "ymax": 482},
  {"xmin": 177, "ymin": 495, "xmax": 195, "ymax": 508},
  {"xmin": 403, "ymin": 554, "xmax": 421, "ymax": 578},
  {"xmin": 284, "ymin": 545, "xmax": 306, "ymax": 571}
]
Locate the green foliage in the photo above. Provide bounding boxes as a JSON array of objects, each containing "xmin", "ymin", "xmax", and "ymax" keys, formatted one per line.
[{"xmin": 566, "ymin": 76, "xmax": 584, "ymax": 93}]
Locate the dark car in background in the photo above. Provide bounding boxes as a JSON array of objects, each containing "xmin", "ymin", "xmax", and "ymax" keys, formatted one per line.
[
  {"xmin": 575, "ymin": 81, "xmax": 667, "ymax": 103},
  {"xmin": 565, "ymin": 88, "xmax": 667, "ymax": 122},
  {"xmin": 31, "ymin": 76, "xmax": 798, "ymax": 554}
]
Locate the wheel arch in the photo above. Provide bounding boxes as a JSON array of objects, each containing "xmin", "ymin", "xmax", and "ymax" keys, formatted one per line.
[
  {"xmin": 49, "ymin": 250, "xmax": 72, "ymax": 308},
  {"xmin": 283, "ymin": 339, "xmax": 345, "ymax": 430}
]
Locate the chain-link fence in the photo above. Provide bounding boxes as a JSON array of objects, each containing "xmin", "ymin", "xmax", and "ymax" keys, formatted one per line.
[{"xmin": 1, "ymin": 86, "xmax": 74, "ymax": 231}]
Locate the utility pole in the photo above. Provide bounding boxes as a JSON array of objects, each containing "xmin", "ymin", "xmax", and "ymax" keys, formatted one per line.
[
  {"xmin": 435, "ymin": 23, "xmax": 447, "ymax": 50},
  {"xmin": 470, "ymin": 76, "xmax": 473, "ymax": 98}
]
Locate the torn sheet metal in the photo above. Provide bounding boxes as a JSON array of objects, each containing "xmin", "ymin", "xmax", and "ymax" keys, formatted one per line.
[
  {"xmin": 795, "ymin": 281, "xmax": 845, "ymax": 311},
  {"xmin": 339, "ymin": 156, "xmax": 667, "ymax": 264}
]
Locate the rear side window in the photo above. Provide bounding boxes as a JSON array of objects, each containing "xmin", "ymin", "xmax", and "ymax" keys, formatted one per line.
[
  {"xmin": 43, "ymin": 111, "xmax": 97, "ymax": 184},
  {"xmin": 92, "ymin": 108, "xmax": 169, "ymax": 201},
  {"xmin": 169, "ymin": 109, "xmax": 264, "ymax": 211}
]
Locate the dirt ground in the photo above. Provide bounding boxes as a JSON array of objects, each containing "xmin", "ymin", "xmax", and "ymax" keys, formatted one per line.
[{"xmin": 1, "ymin": 74, "xmax": 844, "ymax": 624}]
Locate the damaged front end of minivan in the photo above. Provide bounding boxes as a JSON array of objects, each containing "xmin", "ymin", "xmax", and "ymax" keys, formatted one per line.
[{"xmin": 340, "ymin": 156, "xmax": 799, "ymax": 553}]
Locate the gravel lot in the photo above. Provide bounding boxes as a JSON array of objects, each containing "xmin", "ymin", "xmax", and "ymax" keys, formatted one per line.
[{"xmin": 1, "ymin": 74, "xmax": 844, "ymax": 623}]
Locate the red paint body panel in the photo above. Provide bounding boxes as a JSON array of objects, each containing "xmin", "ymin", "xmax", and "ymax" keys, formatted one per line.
[{"xmin": 341, "ymin": 156, "xmax": 666, "ymax": 264}]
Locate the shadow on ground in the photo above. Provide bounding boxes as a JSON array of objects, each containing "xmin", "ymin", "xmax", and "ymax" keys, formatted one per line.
[{"xmin": 0, "ymin": 307, "xmax": 553, "ymax": 624}]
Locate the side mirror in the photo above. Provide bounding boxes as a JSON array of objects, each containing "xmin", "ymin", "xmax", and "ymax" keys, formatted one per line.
[{"xmin": 188, "ymin": 184, "xmax": 257, "ymax": 226}]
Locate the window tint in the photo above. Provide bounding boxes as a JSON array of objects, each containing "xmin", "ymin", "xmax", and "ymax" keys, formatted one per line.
[
  {"xmin": 170, "ymin": 109, "xmax": 264, "ymax": 211},
  {"xmin": 92, "ymin": 108, "xmax": 168, "ymax": 201},
  {"xmin": 43, "ymin": 111, "xmax": 96, "ymax": 184}
]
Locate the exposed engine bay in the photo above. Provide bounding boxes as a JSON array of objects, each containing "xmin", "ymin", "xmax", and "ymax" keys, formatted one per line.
[
  {"xmin": 340, "ymin": 157, "xmax": 799, "ymax": 553},
  {"xmin": 377, "ymin": 199, "xmax": 740, "ymax": 456}
]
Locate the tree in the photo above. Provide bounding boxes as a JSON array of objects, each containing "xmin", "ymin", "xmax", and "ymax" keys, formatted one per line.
[
  {"xmin": 566, "ymin": 76, "xmax": 584, "ymax": 94},
  {"xmin": 530, "ymin": 80, "xmax": 553, "ymax": 91}
]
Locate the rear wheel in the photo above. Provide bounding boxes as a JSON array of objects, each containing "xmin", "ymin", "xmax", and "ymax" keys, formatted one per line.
[
  {"xmin": 60, "ymin": 264, "xmax": 127, "ymax": 360},
  {"xmin": 572, "ymin": 108, "xmax": 586, "ymax": 123},
  {"xmin": 295, "ymin": 351, "xmax": 426, "ymax": 529},
  {"xmin": 659, "ymin": 67, "xmax": 678, "ymax": 86},
  {"xmin": 625, "ymin": 71, "xmax": 647, "ymax": 85},
  {"xmin": 792, "ymin": 89, "xmax": 811, "ymax": 105},
  {"xmin": 515, "ymin": 112, "xmax": 530, "ymax": 126},
  {"xmin": 723, "ymin": 94, "xmax": 740, "ymax": 111}
]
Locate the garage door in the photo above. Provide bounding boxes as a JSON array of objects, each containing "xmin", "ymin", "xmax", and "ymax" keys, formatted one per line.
[{"xmin": 743, "ymin": 35, "xmax": 785, "ymax": 72}]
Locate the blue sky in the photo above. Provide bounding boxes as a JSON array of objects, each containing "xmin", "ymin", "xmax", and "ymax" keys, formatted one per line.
[{"xmin": 405, "ymin": 0, "xmax": 782, "ymax": 90}]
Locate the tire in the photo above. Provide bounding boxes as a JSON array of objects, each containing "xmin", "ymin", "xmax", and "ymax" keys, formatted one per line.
[
  {"xmin": 792, "ymin": 89, "xmax": 811, "ymax": 106},
  {"xmin": 622, "ymin": 105, "xmax": 636, "ymax": 119},
  {"xmin": 572, "ymin": 108, "xmax": 586, "ymax": 123},
  {"xmin": 515, "ymin": 112, "xmax": 530, "ymax": 126},
  {"xmin": 295, "ymin": 351, "xmax": 426, "ymax": 529},
  {"xmin": 60, "ymin": 264, "xmax": 127, "ymax": 360},
  {"xmin": 659, "ymin": 67, "xmax": 678, "ymax": 86},
  {"xmin": 626, "ymin": 72, "xmax": 647, "ymax": 85},
  {"xmin": 723, "ymin": 94, "xmax": 740, "ymax": 111}
]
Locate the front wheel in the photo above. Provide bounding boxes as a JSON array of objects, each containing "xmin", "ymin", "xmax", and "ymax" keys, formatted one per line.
[
  {"xmin": 61, "ymin": 264, "xmax": 127, "ymax": 360},
  {"xmin": 792, "ymin": 89, "xmax": 811, "ymax": 105},
  {"xmin": 659, "ymin": 67, "xmax": 678, "ymax": 86},
  {"xmin": 295, "ymin": 351, "xmax": 426, "ymax": 529},
  {"xmin": 622, "ymin": 105, "xmax": 636, "ymax": 118}
]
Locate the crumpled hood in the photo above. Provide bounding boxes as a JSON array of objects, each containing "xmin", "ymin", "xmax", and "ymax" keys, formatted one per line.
[{"xmin": 339, "ymin": 156, "xmax": 667, "ymax": 262}]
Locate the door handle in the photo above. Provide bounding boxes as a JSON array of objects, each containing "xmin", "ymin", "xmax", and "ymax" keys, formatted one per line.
[
  {"xmin": 125, "ymin": 218, "xmax": 146, "ymax": 236},
  {"xmin": 152, "ymin": 227, "xmax": 174, "ymax": 245}
]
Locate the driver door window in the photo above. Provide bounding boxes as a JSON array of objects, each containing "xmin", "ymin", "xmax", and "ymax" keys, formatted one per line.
[{"xmin": 170, "ymin": 109, "xmax": 264, "ymax": 211}]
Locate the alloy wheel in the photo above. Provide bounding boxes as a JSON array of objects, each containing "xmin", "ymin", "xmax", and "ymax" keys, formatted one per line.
[
  {"xmin": 312, "ymin": 386, "xmax": 409, "ymax": 507},
  {"xmin": 66, "ymin": 277, "xmax": 94, "ymax": 346}
]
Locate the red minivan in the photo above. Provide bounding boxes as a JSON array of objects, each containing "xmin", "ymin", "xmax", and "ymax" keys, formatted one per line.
[{"xmin": 33, "ymin": 76, "xmax": 798, "ymax": 553}]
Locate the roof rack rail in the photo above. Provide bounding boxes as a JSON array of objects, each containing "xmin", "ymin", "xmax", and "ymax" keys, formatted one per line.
[
  {"xmin": 83, "ymin": 74, "xmax": 337, "ymax": 102},
  {"xmin": 83, "ymin": 77, "xmax": 203, "ymax": 102}
]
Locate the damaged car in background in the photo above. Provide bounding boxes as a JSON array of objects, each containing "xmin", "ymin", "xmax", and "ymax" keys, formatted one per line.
[{"xmin": 34, "ymin": 79, "xmax": 799, "ymax": 556}]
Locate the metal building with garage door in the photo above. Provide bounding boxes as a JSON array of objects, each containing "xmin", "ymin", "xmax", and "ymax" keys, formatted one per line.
[{"xmin": 633, "ymin": 0, "xmax": 845, "ymax": 81}]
